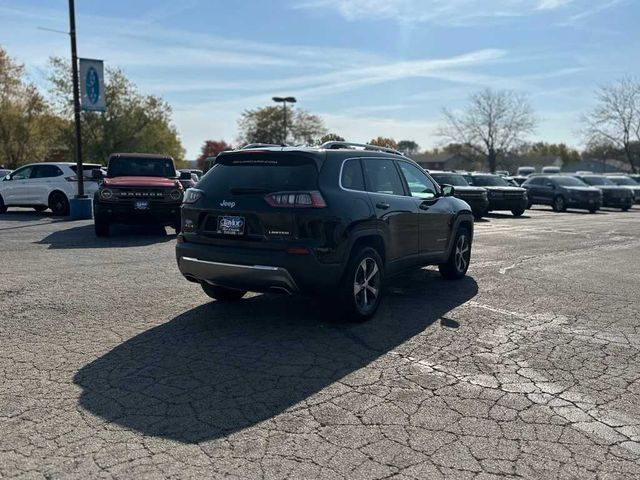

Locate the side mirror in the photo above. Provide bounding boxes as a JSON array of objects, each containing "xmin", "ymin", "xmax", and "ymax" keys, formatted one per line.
[
  {"xmin": 179, "ymin": 171, "xmax": 192, "ymax": 180},
  {"xmin": 441, "ymin": 184, "xmax": 455, "ymax": 197},
  {"xmin": 91, "ymin": 169, "xmax": 104, "ymax": 180},
  {"xmin": 3, "ymin": 175, "xmax": 10, "ymax": 181}
]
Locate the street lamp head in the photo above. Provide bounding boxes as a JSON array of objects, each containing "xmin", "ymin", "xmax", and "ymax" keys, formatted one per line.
[
  {"xmin": 272, "ymin": 96, "xmax": 285, "ymax": 103},
  {"xmin": 284, "ymin": 97, "xmax": 297, "ymax": 103}
]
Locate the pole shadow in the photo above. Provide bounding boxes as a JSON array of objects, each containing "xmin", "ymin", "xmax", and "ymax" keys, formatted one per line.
[{"xmin": 74, "ymin": 270, "xmax": 478, "ymax": 443}]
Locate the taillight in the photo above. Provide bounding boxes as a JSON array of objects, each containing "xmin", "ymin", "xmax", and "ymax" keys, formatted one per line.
[
  {"xmin": 183, "ymin": 188, "xmax": 204, "ymax": 204},
  {"xmin": 264, "ymin": 191, "xmax": 326, "ymax": 208}
]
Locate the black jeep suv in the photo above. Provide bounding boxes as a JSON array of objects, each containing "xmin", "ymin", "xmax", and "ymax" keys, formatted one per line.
[
  {"xmin": 463, "ymin": 173, "xmax": 528, "ymax": 217},
  {"xmin": 176, "ymin": 142, "xmax": 475, "ymax": 321},
  {"xmin": 522, "ymin": 175, "xmax": 602, "ymax": 212},
  {"xmin": 429, "ymin": 171, "xmax": 489, "ymax": 219}
]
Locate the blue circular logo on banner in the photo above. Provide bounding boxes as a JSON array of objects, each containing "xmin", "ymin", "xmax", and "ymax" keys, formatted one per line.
[{"xmin": 85, "ymin": 67, "xmax": 100, "ymax": 104}]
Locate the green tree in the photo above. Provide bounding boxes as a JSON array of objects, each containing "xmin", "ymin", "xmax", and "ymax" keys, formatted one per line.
[
  {"xmin": 0, "ymin": 47, "xmax": 57, "ymax": 168},
  {"xmin": 397, "ymin": 140, "xmax": 419, "ymax": 154},
  {"xmin": 439, "ymin": 89, "xmax": 536, "ymax": 173},
  {"xmin": 237, "ymin": 106, "xmax": 326, "ymax": 146},
  {"xmin": 48, "ymin": 57, "xmax": 185, "ymax": 166},
  {"xmin": 518, "ymin": 142, "xmax": 581, "ymax": 164},
  {"xmin": 368, "ymin": 137, "xmax": 398, "ymax": 149}
]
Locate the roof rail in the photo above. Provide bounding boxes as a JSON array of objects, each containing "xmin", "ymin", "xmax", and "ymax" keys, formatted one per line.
[
  {"xmin": 241, "ymin": 143, "xmax": 289, "ymax": 150},
  {"xmin": 320, "ymin": 141, "xmax": 405, "ymax": 157}
]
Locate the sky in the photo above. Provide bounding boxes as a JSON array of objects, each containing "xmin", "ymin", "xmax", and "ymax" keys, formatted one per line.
[{"xmin": 1, "ymin": 0, "xmax": 638, "ymax": 159}]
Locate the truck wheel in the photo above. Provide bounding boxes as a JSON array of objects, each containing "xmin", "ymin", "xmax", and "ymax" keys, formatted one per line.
[
  {"xmin": 338, "ymin": 246, "xmax": 384, "ymax": 322},
  {"xmin": 439, "ymin": 227, "xmax": 471, "ymax": 280},
  {"xmin": 552, "ymin": 195, "xmax": 566, "ymax": 212},
  {"xmin": 49, "ymin": 192, "xmax": 69, "ymax": 216},
  {"xmin": 511, "ymin": 208, "xmax": 525, "ymax": 217},
  {"xmin": 201, "ymin": 284, "xmax": 246, "ymax": 301},
  {"xmin": 94, "ymin": 217, "xmax": 110, "ymax": 237}
]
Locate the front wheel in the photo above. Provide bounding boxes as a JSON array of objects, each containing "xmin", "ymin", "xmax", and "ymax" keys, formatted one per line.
[
  {"xmin": 439, "ymin": 227, "xmax": 472, "ymax": 280},
  {"xmin": 49, "ymin": 192, "xmax": 69, "ymax": 216},
  {"xmin": 589, "ymin": 207, "xmax": 598, "ymax": 214},
  {"xmin": 338, "ymin": 246, "xmax": 384, "ymax": 322},
  {"xmin": 511, "ymin": 208, "xmax": 525, "ymax": 217},
  {"xmin": 201, "ymin": 284, "xmax": 247, "ymax": 302},
  {"xmin": 94, "ymin": 217, "xmax": 110, "ymax": 237},
  {"xmin": 622, "ymin": 206, "xmax": 630, "ymax": 212}
]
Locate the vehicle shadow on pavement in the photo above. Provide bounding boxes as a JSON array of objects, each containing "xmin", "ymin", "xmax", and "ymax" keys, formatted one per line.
[
  {"xmin": 74, "ymin": 270, "xmax": 478, "ymax": 443},
  {"xmin": 0, "ymin": 211, "xmax": 57, "ymax": 221},
  {"xmin": 36, "ymin": 224, "xmax": 175, "ymax": 249}
]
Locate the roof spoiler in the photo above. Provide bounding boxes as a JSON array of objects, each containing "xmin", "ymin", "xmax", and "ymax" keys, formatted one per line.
[{"xmin": 241, "ymin": 143, "xmax": 289, "ymax": 150}]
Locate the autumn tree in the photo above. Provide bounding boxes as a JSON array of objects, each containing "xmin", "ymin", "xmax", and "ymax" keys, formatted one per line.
[
  {"xmin": 317, "ymin": 133, "xmax": 345, "ymax": 145},
  {"xmin": 48, "ymin": 57, "xmax": 185, "ymax": 165},
  {"xmin": 237, "ymin": 106, "xmax": 326, "ymax": 146},
  {"xmin": 582, "ymin": 78, "xmax": 640, "ymax": 173},
  {"xmin": 368, "ymin": 137, "xmax": 398, "ymax": 149},
  {"xmin": 196, "ymin": 139, "xmax": 232, "ymax": 170},
  {"xmin": 397, "ymin": 140, "xmax": 419, "ymax": 154},
  {"xmin": 439, "ymin": 89, "xmax": 536, "ymax": 173},
  {"xmin": 0, "ymin": 47, "xmax": 58, "ymax": 168}
]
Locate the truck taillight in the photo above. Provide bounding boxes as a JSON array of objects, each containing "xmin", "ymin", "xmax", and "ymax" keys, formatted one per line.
[{"xmin": 264, "ymin": 191, "xmax": 326, "ymax": 208}]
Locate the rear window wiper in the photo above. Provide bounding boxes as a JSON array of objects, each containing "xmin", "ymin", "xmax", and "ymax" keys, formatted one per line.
[{"xmin": 229, "ymin": 186, "xmax": 272, "ymax": 195}]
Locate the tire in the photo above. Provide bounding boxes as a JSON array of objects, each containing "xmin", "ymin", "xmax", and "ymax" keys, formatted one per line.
[
  {"xmin": 49, "ymin": 192, "xmax": 69, "ymax": 216},
  {"xmin": 94, "ymin": 217, "xmax": 110, "ymax": 237},
  {"xmin": 201, "ymin": 283, "xmax": 247, "ymax": 301},
  {"xmin": 33, "ymin": 206, "xmax": 47, "ymax": 212},
  {"xmin": 552, "ymin": 195, "xmax": 566, "ymax": 213},
  {"xmin": 622, "ymin": 206, "xmax": 630, "ymax": 212},
  {"xmin": 439, "ymin": 227, "xmax": 472, "ymax": 280},
  {"xmin": 511, "ymin": 208, "xmax": 525, "ymax": 217},
  {"xmin": 589, "ymin": 208, "xmax": 598, "ymax": 214},
  {"xmin": 473, "ymin": 213, "xmax": 483, "ymax": 221},
  {"xmin": 338, "ymin": 246, "xmax": 384, "ymax": 322},
  {"xmin": 173, "ymin": 222, "xmax": 182, "ymax": 234},
  {"xmin": 0, "ymin": 195, "xmax": 6, "ymax": 214}
]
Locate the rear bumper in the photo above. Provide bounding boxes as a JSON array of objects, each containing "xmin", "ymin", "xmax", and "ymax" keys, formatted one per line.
[
  {"xmin": 175, "ymin": 240, "xmax": 343, "ymax": 294},
  {"xmin": 94, "ymin": 202, "xmax": 181, "ymax": 225}
]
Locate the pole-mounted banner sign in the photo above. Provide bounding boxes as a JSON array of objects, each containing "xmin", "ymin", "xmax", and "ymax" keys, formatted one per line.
[{"xmin": 79, "ymin": 58, "xmax": 105, "ymax": 112}]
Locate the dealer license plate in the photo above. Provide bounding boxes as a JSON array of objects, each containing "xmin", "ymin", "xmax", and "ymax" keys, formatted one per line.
[{"xmin": 218, "ymin": 216, "xmax": 245, "ymax": 236}]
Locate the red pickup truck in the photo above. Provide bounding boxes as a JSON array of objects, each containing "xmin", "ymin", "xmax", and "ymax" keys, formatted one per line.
[{"xmin": 93, "ymin": 153, "xmax": 188, "ymax": 237}]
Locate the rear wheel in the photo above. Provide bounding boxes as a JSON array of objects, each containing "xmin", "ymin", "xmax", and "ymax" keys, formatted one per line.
[
  {"xmin": 622, "ymin": 206, "xmax": 630, "ymax": 212},
  {"xmin": 589, "ymin": 207, "xmax": 598, "ymax": 214},
  {"xmin": 439, "ymin": 227, "xmax": 471, "ymax": 280},
  {"xmin": 552, "ymin": 195, "xmax": 566, "ymax": 213},
  {"xmin": 49, "ymin": 192, "xmax": 69, "ymax": 216},
  {"xmin": 33, "ymin": 206, "xmax": 47, "ymax": 212},
  {"xmin": 511, "ymin": 208, "xmax": 525, "ymax": 217},
  {"xmin": 338, "ymin": 246, "xmax": 384, "ymax": 322},
  {"xmin": 201, "ymin": 284, "xmax": 247, "ymax": 302}
]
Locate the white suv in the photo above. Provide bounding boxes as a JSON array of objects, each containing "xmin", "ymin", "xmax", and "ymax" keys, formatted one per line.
[{"xmin": 0, "ymin": 162, "xmax": 102, "ymax": 215}]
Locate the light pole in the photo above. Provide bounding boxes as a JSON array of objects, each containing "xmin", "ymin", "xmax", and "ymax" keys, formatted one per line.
[
  {"xmin": 272, "ymin": 96, "xmax": 296, "ymax": 144},
  {"xmin": 68, "ymin": 0, "xmax": 84, "ymax": 198}
]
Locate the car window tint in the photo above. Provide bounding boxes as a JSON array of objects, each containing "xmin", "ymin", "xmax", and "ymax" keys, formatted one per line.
[
  {"xmin": 32, "ymin": 165, "xmax": 63, "ymax": 178},
  {"xmin": 397, "ymin": 162, "xmax": 437, "ymax": 199},
  {"xmin": 11, "ymin": 166, "xmax": 34, "ymax": 180},
  {"xmin": 362, "ymin": 159, "xmax": 405, "ymax": 196},
  {"xmin": 341, "ymin": 159, "xmax": 365, "ymax": 191}
]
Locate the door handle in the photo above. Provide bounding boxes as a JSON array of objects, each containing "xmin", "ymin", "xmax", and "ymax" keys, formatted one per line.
[
  {"xmin": 376, "ymin": 202, "xmax": 390, "ymax": 210},
  {"xmin": 419, "ymin": 203, "xmax": 430, "ymax": 211}
]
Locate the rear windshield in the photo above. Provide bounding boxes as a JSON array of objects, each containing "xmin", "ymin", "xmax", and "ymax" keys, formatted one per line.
[
  {"xmin": 472, "ymin": 175, "xmax": 510, "ymax": 187},
  {"xmin": 107, "ymin": 157, "xmax": 176, "ymax": 178},
  {"xmin": 198, "ymin": 153, "xmax": 318, "ymax": 194},
  {"xmin": 430, "ymin": 174, "xmax": 469, "ymax": 187},
  {"xmin": 581, "ymin": 176, "xmax": 614, "ymax": 186}
]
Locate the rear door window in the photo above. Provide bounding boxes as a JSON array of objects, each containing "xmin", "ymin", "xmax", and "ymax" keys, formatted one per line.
[
  {"xmin": 362, "ymin": 159, "xmax": 405, "ymax": 196},
  {"xmin": 341, "ymin": 159, "xmax": 365, "ymax": 191},
  {"xmin": 198, "ymin": 153, "xmax": 319, "ymax": 194}
]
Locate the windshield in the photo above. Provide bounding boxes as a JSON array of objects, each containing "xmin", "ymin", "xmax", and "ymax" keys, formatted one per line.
[
  {"xmin": 472, "ymin": 175, "xmax": 510, "ymax": 187},
  {"xmin": 608, "ymin": 177, "xmax": 638, "ymax": 186},
  {"xmin": 552, "ymin": 176, "xmax": 588, "ymax": 187},
  {"xmin": 107, "ymin": 157, "xmax": 176, "ymax": 178},
  {"xmin": 198, "ymin": 153, "xmax": 318, "ymax": 194},
  {"xmin": 430, "ymin": 174, "xmax": 470, "ymax": 187},
  {"xmin": 581, "ymin": 176, "xmax": 615, "ymax": 186}
]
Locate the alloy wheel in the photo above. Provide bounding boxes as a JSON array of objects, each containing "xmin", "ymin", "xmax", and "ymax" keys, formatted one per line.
[
  {"xmin": 455, "ymin": 234, "xmax": 470, "ymax": 273},
  {"xmin": 353, "ymin": 257, "xmax": 381, "ymax": 314}
]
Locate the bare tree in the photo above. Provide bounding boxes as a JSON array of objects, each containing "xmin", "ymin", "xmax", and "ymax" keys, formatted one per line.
[
  {"xmin": 582, "ymin": 78, "xmax": 640, "ymax": 173},
  {"xmin": 439, "ymin": 89, "xmax": 536, "ymax": 173}
]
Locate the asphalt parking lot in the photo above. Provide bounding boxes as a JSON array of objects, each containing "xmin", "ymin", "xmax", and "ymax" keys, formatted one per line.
[{"xmin": 1, "ymin": 206, "xmax": 639, "ymax": 479}]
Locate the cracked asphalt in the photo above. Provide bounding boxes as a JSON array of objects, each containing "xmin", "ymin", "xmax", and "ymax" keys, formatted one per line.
[{"xmin": 1, "ymin": 206, "xmax": 639, "ymax": 479}]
